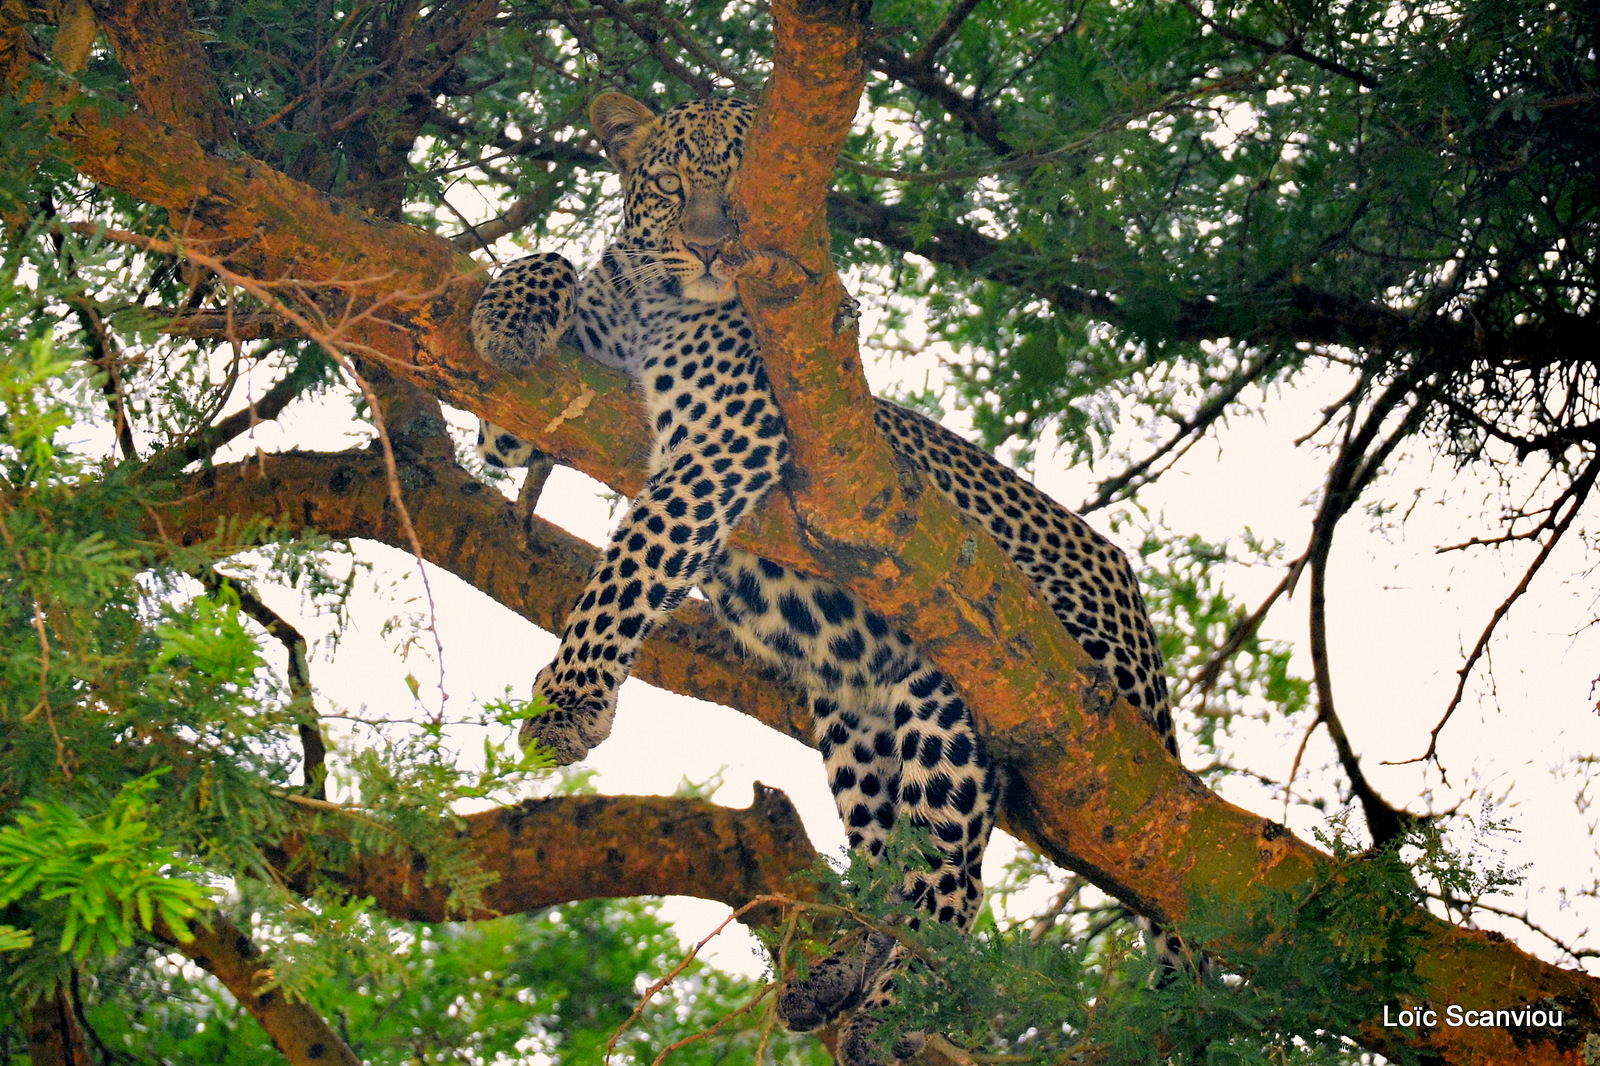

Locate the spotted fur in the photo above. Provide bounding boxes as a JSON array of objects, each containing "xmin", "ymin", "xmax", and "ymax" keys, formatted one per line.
[{"xmin": 471, "ymin": 92, "xmax": 1177, "ymax": 1064}]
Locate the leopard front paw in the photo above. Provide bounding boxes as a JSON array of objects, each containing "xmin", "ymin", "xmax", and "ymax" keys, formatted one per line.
[
  {"xmin": 519, "ymin": 666, "xmax": 618, "ymax": 765},
  {"xmin": 471, "ymin": 253, "xmax": 579, "ymax": 370}
]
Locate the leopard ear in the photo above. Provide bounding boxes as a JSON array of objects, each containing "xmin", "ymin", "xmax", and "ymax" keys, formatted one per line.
[{"xmin": 589, "ymin": 93, "xmax": 658, "ymax": 169}]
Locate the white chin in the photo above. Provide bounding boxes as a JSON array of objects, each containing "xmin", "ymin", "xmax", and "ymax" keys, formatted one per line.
[{"xmin": 682, "ymin": 275, "xmax": 736, "ymax": 303}]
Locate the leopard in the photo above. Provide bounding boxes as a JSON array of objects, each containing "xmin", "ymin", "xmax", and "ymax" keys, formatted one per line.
[{"xmin": 470, "ymin": 91, "xmax": 1178, "ymax": 1065}]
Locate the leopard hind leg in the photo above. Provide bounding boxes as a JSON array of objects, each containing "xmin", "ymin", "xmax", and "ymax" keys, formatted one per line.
[
  {"xmin": 781, "ymin": 665, "xmax": 1000, "ymax": 1059},
  {"xmin": 775, "ymin": 687, "xmax": 905, "ymax": 1033},
  {"xmin": 826, "ymin": 666, "xmax": 999, "ymax": 1066}
]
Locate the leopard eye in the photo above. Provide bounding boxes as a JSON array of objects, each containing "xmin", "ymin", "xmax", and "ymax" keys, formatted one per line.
[{"xmin": 652, "ymin": 173, "xmax": 682, "ymax": 195}]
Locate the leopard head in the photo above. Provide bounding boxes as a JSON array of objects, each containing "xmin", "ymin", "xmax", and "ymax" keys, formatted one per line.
[{"xmin": 590, "ymin": 92, "xmax": 754, "ymax": 304}]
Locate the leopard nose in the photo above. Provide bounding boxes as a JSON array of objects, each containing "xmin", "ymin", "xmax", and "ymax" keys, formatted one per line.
[{"xmin": 685, "ymin": 240, "xmax": 721, "ymax": 266}]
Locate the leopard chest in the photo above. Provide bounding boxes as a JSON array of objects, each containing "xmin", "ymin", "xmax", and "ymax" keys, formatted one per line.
[{"xmin": 629, "ymin": 297, "xmax": 785, "ymax": 473}]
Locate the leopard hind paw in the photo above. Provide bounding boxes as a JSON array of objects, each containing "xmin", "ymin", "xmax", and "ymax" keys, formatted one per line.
[
  {"xmin": 776, "ymin": 931, "xmax": 895, "ymax": 1033},
  {"xmin": 476, "ymin": 420, "xmax": 540, "ymax": 469},
  {"xmin": 836, "ymin": 960, "xmax": 925, "ymax": 1066}
]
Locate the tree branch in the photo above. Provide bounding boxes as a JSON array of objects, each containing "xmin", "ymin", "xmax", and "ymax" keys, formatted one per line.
[
  {"xmin": 1174, "ymin": 0, "xmax": 1380, "ymax": 91},
  {"xmin": 1301, "ymin": 381, "xmax": 1430, "ymax": 845},
  {"xmin": 907, "ymin": 0, "xmax": 986, "ymax": 70},
  {"xmin": 1078, "ymin": 349, "xmax": 1284, "ymax": 514},
  {"xmin": 586, "ymin": 0, "xmax": 716, "ymax": 96},
  {"xmin": 218, "ymin": 573, "xmax": 328, "ymax": 798},
  {"xmin": 828, "ymin": 193, "xmax": 1558, "ymax": 371},
  {"xmin": 166, "ymin": 447, "xmax": 816, "ymax": 740},
  {"xmin": 152, "ymin": 911, "xmax": 361, "ymax": 1066},
  {"xmin": 180, "ymin": 359, "xmax": 313, "ymax": 465},
  {"xmin": 269, "ymin": 788, "xmax": 819, "ymax": 922},
  {"xmin": 1405, "ymin": 453, "xmax": 1600, "ymax": 769},
  {"xmin": 865, "ymin": 39, "xmax": 1015, "ymax": 157},
  {"xmin": 86, "ymin": 0, "xmax": 236, "ymax": 143},
  {"xmin": 36, "ymin": 63, "xmax": 1600, "ymax": 1064},
  {"xmin": 23, "ymin": 984, "xmax": 91, "ymax": 1066},
  {"xmin": 826, "ymin": 192, "xmax": 1124, "ymax": 322}
]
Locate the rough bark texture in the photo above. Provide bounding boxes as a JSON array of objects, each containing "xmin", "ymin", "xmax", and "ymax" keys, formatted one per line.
[
  {"xmin": 270, "ymin": 788, "xmax": 819, "ymax": 922},
  {"xmin": 10, "ymin": 14, "xmax": 1598, "ymax": 1065},
  {"xmin": 725, "ymin": 6, "xmax": 1600, "ymax": 1063},
  {"xmin": 154, "ymin": 913, "xmax": 362, "ymax": 1066},
  {"xmin": 733, "ymin": 0, "xmax": 888, "ymax": 529},
  {"xmin": 23, "ymin": 986, "xmax": 91, "ymax": 1066},
  {"xmin": 88, "ymin": 0, "xmax": 234, "ymax": 143}
]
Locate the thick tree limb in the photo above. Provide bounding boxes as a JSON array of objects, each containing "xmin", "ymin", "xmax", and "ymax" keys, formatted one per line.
[
  {"xmin": 731, "ymin": 4, "xmax": 1600, "ymax": 1064},
  {"xmin": 152, "ymin": 912, "xmax": 362, "ymax": 1066},
  {"xmin": 29, "ymin": 52, "xmax": 1600, "ymax": 1066},
  {"xmin": 828, "ymin": 192, "xmax": 1594, "ymax": 376},
  {"xmin": 86, "ymin": 0, "xmax": 235, "ymax": 143},
  {"xmin": 270, "ymin": 789, "xmax": 820, "ymax": 922},
  {"xmin": 166, "ymin": 446, "xmax": 814, "ymax": 741}
]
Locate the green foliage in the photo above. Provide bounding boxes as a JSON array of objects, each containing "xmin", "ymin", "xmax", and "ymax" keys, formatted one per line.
[
  {"xmin": 0, "ymin": 773, "xmax": 207, "ymax": 964},
  {"xmin": 76, "ymin": 899, "xmax": 826, "ymax": 1066},
  {"xmin": 1137, "ymin": 528, "xmax": 1311, "ymax": 757},
  {"xmin": 814, "ymin": 818, "xmax": 1515, "ymax": 1065},
  {"xmin": 4, "ymin": 0, "xmax": 1591, "ymax": 1059},
  {"xmin": 0, "ymin": 280, "xmax": 629, "ymax": 1054},
  {"xmin": 0, "ymin": 288, "xmax": 814, "ymax": 1058}
]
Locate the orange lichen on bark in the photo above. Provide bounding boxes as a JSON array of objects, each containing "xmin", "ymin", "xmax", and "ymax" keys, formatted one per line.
[
  {"xmin": 734, "ymin": 0, "xmax": 889, "ymax": 527},
  {"xmin": 88, "ymin": 0, "xmax": 235, "ymax": 142}
]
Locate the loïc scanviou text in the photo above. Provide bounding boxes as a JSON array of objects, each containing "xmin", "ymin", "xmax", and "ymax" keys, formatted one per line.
[{"xmin": 1381, "ymin": 1004, "xmax": 1563, "ymax": 1029}]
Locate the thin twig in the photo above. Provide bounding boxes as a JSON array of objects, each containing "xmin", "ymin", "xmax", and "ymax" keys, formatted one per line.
[
  {"xmin": 606, "ymin": 896, "xmax": 776, "ymax": 1060},
  {"xmin": 647, "ymin": 982, "xmax": 774, "ymax": 1065},
  {"xmin": 755, "ymin": 910, "xmax": 800, "ymax": 1064},
  {"xmin": 1280, "ymin": 711, "xmax": 1321, "ymax": 826},
  {"xmin": 1176, "ymin": 550, "xmax": 1306, "ymax": 711},
  {"xmin": 839, "ymin": 71, "xmax": 1259, "ymax": 185},
  {"xmin": 1175, "ymin": 0, "xmax": 1380, "ymax": 90},
  {"xmin": 1080, "ymin": 350, "xmax": 1282, "ymax": 514},
  {"xmin": 1427, "ymin": 892, "xmax": 1599, "ymax": 963},
  {"xmin": 169, "ymin": 242, "xmax": 454, "ymax": 715},
  {"xmin": 1393, "ymin": 454, "xmax": 1600, "ymax": 769},
  {"xmin": 906, "ymin": 0, "xmax": 986, "ymax": 70}
]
